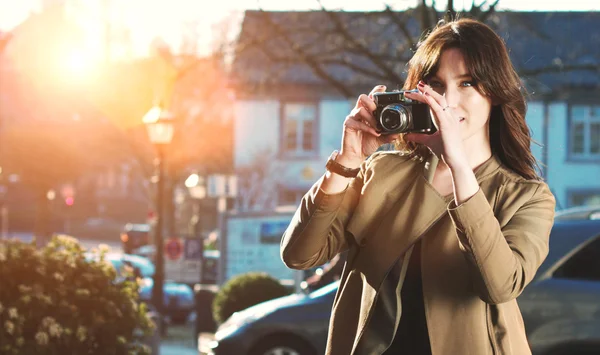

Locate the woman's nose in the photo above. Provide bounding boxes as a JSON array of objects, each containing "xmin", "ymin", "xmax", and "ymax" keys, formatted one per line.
[{"xmin": 443, "ymin": 89, "xmax": 458, "ymax": 108}]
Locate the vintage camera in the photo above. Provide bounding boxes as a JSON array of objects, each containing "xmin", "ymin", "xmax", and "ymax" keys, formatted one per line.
[{"xmin": 372, "ymin": 89, "xmax": 436, "ymax": 135}]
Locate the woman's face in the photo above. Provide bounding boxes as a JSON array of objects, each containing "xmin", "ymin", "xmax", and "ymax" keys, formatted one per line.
[{"xmin": 426, "ymin": 48, "xmax": 493, "ymax": 143}]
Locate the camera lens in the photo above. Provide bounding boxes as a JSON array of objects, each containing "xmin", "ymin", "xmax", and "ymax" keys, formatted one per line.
[
  {"xmin": 380, "ymin": 104, "xmax": 410, "ymax": 133},
  {"xmin": 382, "ymin": 111, "xmax": 401, "ymax": 130}
]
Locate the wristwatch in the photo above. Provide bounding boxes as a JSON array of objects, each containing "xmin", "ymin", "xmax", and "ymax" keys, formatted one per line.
[{"xmin": 325, "ymin": 150, "xmax": 360, "ymax": 178}]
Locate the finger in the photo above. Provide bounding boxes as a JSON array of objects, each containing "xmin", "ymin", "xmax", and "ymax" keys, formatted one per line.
[
  {"xmin": 404, "ymin": 90, "xmax": 427, "ymax": 104},
  {"xmin": 358, "ymin": 94, "xmax": 377, "ymax": 113},
  {"xmin": 356, "ymin": 85, "xmax": 386, "ymax": 108},
  {"xmin": 417, "ymin": 81, "xmax": 447, "ymax": 110},
  {"xmin": 345, "ymin": 108, "xmax": 381, "ymax": 137},
  {"xmin": 420, "ymin": 91, "xmax": 448, "ymax": 125},
  {"xmin": 368, "ymin": 85, "xmax": 386, "ymax": 98},
  {"xmin": 355, "ymin": 99, "xmax": 378, "ymax": 128}
]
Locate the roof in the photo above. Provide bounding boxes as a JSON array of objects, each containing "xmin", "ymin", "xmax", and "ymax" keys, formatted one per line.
[{"xmin": 232, "ymin": 10, "xmax": 600, "ymax": 96}]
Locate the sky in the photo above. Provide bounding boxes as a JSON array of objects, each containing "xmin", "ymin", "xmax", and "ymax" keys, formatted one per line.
[{"xmin": 0, "ymin": 0, "xmax": 598, "ymax": 57}]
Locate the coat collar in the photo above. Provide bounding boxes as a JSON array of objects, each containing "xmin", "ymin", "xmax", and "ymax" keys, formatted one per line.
[{"xmin": 473, "ymin": 154, "xmax": 502, "ymax": 182}]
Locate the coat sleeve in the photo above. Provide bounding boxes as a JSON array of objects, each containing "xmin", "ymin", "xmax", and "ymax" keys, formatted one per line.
[
  {"xmin": 280, "ymin": 160, "xmax": 367, "ymax": 270},
  {"xmin": 447, "ymin": 182, "xmax": 556, "ymax": 304}
]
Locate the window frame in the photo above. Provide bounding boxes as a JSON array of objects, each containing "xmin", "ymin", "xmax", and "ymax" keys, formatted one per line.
[
  {"xmin": 279, "ymin": 101, "xmax": 320, "ymax": 159},
  {"xmin": 566, "ymin": 188, "xmax": 600, "ymax": 208},
  {"xmin": 277, "ymin": 186, "xmax": 307, "ymax": 207},
  {"xmin": 567, "ymin": 104, "xmax": 600, "ymax": 162}
]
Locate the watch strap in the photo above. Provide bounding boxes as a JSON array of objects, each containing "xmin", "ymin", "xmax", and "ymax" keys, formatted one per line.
[{"xmin": 326, "ymin": 150, "xmax": 360, "ymax": 178}]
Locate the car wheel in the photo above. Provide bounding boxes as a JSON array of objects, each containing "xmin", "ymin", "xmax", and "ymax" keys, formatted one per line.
[{"xmin": 250, "ymin": 334, "xmax": 316, "ymax": 355}]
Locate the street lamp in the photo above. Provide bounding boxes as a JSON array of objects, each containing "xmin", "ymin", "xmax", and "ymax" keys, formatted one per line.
[{"xmin": 143, "ymin": 105, "xmax": 174, "ymax": 316}]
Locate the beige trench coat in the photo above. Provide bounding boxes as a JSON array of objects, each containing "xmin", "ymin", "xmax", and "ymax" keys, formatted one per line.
[{"xmin": 281, "ymin": 151, "xmax": 556, "ymax": 355}]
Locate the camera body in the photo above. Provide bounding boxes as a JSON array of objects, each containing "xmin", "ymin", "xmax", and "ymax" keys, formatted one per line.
[{"xmin": 372, "ymin": 89, "xmax": 436, "ymax": 135}]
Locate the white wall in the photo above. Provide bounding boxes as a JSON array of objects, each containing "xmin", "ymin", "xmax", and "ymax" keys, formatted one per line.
[{"xmin": 234, "ymin": 100, "xmax": 280, "ymax": 167}]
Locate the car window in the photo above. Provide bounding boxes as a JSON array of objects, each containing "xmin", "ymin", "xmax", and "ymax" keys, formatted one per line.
[{"xmin": 554, "ymin": 236, "xmax": 600, "ymax": 281}]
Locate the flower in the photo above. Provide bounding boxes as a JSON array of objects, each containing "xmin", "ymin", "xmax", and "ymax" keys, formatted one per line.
[
  {"xmin": 4, "ymin": 320, "xmax": 15, "ymax": 335},
  {"xmin": 75, "ymin": 289, "xmax": 91, "ymax": 297},
  {"xmin": 8, "ymin": 307, "xmax": 18, "ymax": 319},
  {"xmin": 35, "ymin": 331, "xmax": 49, "ymax": 346},
  {"xmin": 48, "ymin": 323, "xmax": 63, "ymax": 338},
  {"xmin": 42, "ymin": 317, "xmax": 56, "ymax": 328},
  {"xmin": 18, "ymin": 285, "xmax": 32, "ymax": 293},
  {"xmin": 76, "ymin": 326, "xmax": 87, "ymax": 342}
]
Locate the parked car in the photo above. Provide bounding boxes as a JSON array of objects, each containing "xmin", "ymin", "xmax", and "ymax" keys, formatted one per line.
[
  {"xmin": 86, "ymin": 252, "xmax": 195, "ymax": 325},
  {"xmin": 132, "ymin": 244, "xmax": 220, "ymax": 285},
  {"xmin": 554, "ymin": 204, "xmax": 600, "ymax": 221},
  {"xmin": 120, "ymin": 223, "xmax": 151, "ymax": 254},
  {"xmin": 200, "ymin": 214, "xmax": 600, "ymax": 355}
]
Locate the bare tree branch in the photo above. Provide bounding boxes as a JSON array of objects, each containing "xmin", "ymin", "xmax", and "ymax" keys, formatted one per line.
[
  {"xmin": 258, "ymin": 10, "xmax": 355, "ymax": 97},
  {"xmin": 519, "ymin": 63, "xmax": 600, "ymax": 77},
  {"xmin": 233, "ymin": 3, "xmax": 596, "ymax": 99},
  {"xmin": 474, "ymin": 0, "xmax": 500, "ymax": 22},
  {"xmin": 319, "ymin": 58, "xmax": 391, "ymax": 81},
  {"xmin": 316, "ymin": 0, "xmax": 404, "ymax": 84},
  {"xmin": 383, "ymin": 6, "xmax": 416, "ymax": 50}
]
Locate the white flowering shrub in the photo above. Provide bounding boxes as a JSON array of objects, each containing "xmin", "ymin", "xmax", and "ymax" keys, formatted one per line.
[{"xmin": 0, "ymin": 235, "xmax": 155, "ymax": 355}]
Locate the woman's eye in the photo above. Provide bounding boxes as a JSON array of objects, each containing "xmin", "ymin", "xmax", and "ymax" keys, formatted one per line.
[{"xmin": 461, "ymin": 81, "xmax": 475, "ymax": 87}]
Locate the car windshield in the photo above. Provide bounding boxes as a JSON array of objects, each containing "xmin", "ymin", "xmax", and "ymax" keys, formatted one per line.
[{"xmin": 123, "ymin": 256, "xmax": 155, "ymax": 278}]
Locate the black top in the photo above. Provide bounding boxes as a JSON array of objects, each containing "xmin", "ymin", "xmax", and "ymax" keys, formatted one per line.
[{"xmin": 383, "ymin": 239, "xmax": 432, "ymax": 354}]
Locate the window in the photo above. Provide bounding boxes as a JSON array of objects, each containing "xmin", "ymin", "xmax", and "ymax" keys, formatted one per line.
[
  {"xmin": 554, "ymin": 236, "xmax": 600, "ymax": 281},
  {"xmin": 569, "ymin": 105, "xmax": 600, "ymax": 159},
  {"xmin": 282, "ymin": 103, "xmax": 317, "ymax": 156},
  {"xmin": 568, "ymin": 190, "xmax": 600, "ymax": 208}
]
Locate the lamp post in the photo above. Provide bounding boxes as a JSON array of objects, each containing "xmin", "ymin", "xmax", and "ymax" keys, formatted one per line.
[
  {"xmin": 184, "ymin": 173, "xmax": 206, "ymax": 237},
  {"xmin": 185, "ymin": 173, "xmax": 206, "ymax": 284},
  {"xmin": 143, "ymin": 105, "xmax": 174, "ymax": 315}
]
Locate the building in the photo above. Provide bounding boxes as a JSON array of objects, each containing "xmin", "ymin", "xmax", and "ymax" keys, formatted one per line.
[{"xmin": 230, "ymin": 10, "xmax": 600, "ymax": 211}]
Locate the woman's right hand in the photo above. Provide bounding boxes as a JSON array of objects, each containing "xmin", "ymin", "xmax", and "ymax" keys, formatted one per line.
[{"xmin": 339, "ymin": 85, "xmax": 401, "ymax": 167}]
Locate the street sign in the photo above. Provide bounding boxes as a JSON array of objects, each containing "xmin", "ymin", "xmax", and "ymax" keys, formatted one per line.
[
  {"xmin": 165, "ymin": 237, "xmax": 183, "ymax": 261},
  {"xmin": 184, "ymin": 238, "xmax": 203, "ymax": 260}
]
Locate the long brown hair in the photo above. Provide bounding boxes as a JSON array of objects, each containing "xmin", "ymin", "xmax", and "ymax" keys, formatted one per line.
[{"xmin": 396, "ymin": 18, "xmax": 541, "ymax": 180}]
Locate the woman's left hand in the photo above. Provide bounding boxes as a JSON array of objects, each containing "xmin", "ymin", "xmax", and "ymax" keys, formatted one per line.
[{"xmin": 404, "ymin": 81, "xmax": 468, "ymax": 169}]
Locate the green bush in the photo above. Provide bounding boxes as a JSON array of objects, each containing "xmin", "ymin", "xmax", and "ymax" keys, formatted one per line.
[
  {"xmin": 0, "ymin": 235, "xmax": 155, "ymax": 355},
  {"xmin": 212, "ymin": 272, "xmax": 291, "ymax": 325}
]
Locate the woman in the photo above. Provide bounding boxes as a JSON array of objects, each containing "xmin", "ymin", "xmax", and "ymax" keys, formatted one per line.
[{"xmin": 280, "ymin": 18, "xmax": 555, "ymax": 355}]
